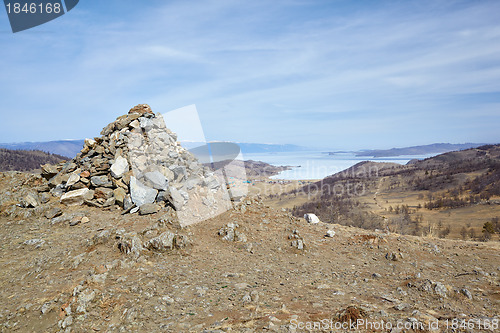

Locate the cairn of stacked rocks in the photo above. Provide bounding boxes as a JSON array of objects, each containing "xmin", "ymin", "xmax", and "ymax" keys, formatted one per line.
[{"xmin": 39, "ymin": 104, "xmax": 239, "ymax": 227}]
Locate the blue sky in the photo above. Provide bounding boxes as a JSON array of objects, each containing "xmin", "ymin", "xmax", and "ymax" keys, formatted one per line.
[{"xmin": 1, "ymin": 0, "xmax": 499, "ymax": 150}]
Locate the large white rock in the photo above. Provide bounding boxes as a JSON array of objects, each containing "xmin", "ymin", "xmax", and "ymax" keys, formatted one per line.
[
  {"xmin": 84, "ymin": 138, "xmax": 96, "ymax": 147},
  {"xmin": 304, "ymin": 213, "xmax": 320, "ymax": 224},
  {"xmin": 130, "ymin": 176, "xmax": 157, "ymax": 207},
  {"xmin": 66, "ymin": 173, "xmax": 80, "ymax": 187},
  {"xmin": 110, "ymin": 156, "xmax": 129, "ymax": 178},
  {"xmin": 61, "ymin": 188, "xmax": 90, "ymax": 206}
]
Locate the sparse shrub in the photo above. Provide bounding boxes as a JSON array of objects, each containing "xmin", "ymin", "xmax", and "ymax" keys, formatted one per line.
[
  {"xmin": 337, "ymin": 305, "xmax": 366, "ymax": 323},
  {"xmin": 483, "ymin": 221, "xmax": 495, "ymax": 235},
  {"xmin": 490, "ymin": 217, "xmax": 500, "ymax": 233},
  {"xmin": 460, "ymin": 226, "xmax": 468, "ymax": 240},
  {"xmin": 480, "ymin": 231, "xmax": 492, "ymax": 242},
  {"xmin": 438, "ymin": 224, "xmax": 451, "ymax": 238},
  {"xmin": 468, "ymin": 228, "xmax": 477, "ymax": 240}
]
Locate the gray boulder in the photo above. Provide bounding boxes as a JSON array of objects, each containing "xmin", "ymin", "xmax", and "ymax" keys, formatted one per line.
[
  {"xmin": 91, "ymin": 176, "xmax": 112, "ymax": 187},
  {"xmin": 185, "ymin": 177, "xmax": 201, "ymax": 190},
  {"xmin": 169, "ymin": 187, "xmax": 185, "ymax": 209},
  {"xmin": 139, "ymin": 203, "xmax": 160, "ymax": 215},
  {"xmin": 45, "ymin": 207, "xmax": 62, "ymax": 219},
  {"xmin": 205, "ymin": 176, "xmax": 220, "ymax": 190},
  {"xmin": 123, "ymin": 195, "xmax": 134, "ymax": 211},
  {"xmin": 41, "ymin": 164, "xmax": 59, "ymax": 179},
  {"xmin": 144, "ymin": 231, "xmax": 175, "ymax": 251},
  {"xmin": 139, "ymin": 117, "xmax": 154, "ymax": 131},
  {"xmin": 21, "ymin": 192, "xmax": 39, "ymax": 208},
  {"xmin": 89, "ymin": 230, "xmax": 111, "ymax": 246},
  {"xmin": 23, "ymin": 238, "xmax": 45, "ymax": 248},
  {"xmin": 171, "ymin": 165, "xmax": 186, "ymax": 181},
  {"xmin": 434, "ymin": 282, "xmax": 448, "ymax": 297},
  {"xmin": 130, "ymin": 176, "xmax": 158, "ymax": 207},
  {"xmin": 144, "ymin": 171, "xmax": 169, "ymax": 190},
  {"xmin": 117, "ymin": 233, "xmax": 143, "ymax": 257}
]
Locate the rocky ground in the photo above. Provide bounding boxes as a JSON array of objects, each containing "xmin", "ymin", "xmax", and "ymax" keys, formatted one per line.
[
  {"xmin": 0, "ymin": 106, "xmax": 499, "ymax": 332},
  {"xmin": 0, "ymin": 171, "xmax": 499, "ymax": 332}
]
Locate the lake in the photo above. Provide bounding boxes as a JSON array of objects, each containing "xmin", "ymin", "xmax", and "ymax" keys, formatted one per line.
[{"xmin": 242, "ymin": 151, "xmax": 437, "ymax": 180}]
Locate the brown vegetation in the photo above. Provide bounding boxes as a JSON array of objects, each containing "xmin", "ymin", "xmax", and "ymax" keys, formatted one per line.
[
  {"xmin": 288, "ymin": 144, "xmax": 500, "ymax": 240},
  {"xmin": 0, "ymin": 148, "xmax": 67, "ymax": 172}
]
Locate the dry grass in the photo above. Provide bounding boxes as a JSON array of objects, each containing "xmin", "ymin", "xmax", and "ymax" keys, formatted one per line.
[{"xmin": 337, "ymin": 305, "xmax": 366, "ymax": 323}]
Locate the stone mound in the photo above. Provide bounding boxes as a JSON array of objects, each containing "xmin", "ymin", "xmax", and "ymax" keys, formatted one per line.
[{"xmin": 38, "ymin": 104, "xmax": 239, "ymax": 226}]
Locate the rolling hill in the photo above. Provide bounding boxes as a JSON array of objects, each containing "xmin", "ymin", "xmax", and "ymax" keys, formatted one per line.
[
  {"xmin": 330, "ymin": 143, "xmax": 487, "ymax": 158},
  {"xmin": 285, "ymin": 144, "xmax": 500, "ymax": 241}
]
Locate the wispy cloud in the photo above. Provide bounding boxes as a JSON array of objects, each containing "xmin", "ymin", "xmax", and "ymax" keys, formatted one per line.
[{"xmin": 0, "ymin": 0, "xmax": 499, "ymax": 149}]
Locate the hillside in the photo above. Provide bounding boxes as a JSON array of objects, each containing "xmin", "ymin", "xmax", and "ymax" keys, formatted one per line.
[
  {"xmin": 0, "ymin": 107, "xmax": 498, "ymax": 332},
  {"xmin": 0, "ymin": 174, "xmax": 499, "ymax": 332},
  {"xmin": 284, "ymin": 145, "xmax": 500, "ymax": 241},
  {"xmin": 329, "ymin": 143, "xmax": 487, "ymax": 158},
  {"xmin": 0, "ymin": 148, "xmax": 68, "ymax": 172}
]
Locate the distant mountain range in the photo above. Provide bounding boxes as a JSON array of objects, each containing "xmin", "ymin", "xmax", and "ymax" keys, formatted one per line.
[
  {"xmin": 0, "ymin": 140, "xmax": 85, "ymax": 159},
  {"xmin": 1, "ymin": 140, "xmax": 493, "ymax": 160},
  {"xmin": 330, "ymin": 143, "xmax": 489, "ymax": 158},
  {"xmin": 0, "ymin": 140, "xmax": 308, "ymax": 158}
]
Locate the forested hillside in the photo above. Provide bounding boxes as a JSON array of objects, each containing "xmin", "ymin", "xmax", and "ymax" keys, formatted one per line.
[{"xmin": 0, "ymin": 149, "xmax": 67, "ymax": 172}]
